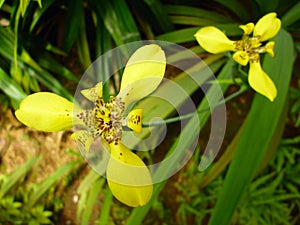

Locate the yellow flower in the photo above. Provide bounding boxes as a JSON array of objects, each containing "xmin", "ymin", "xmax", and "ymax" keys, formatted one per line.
[
  {"xmin": 194, "ymin": 12, "xmax": 281, "ymax": 102},
  {"xmin": 15, "ymin": 44, "xmax": 166, "ymax": 207}
]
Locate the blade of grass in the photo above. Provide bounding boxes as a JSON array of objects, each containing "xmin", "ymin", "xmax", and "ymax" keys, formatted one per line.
[
  {"xmin": 20, "ymin": 50, "xmax": 73, "ymax": 100},
  {"xmin": 214, "ymin": 0, "xmax": 249, "ymax": 21},
  {"xmin": 81, "ymin": 178, "xmax": 104, "ymax": 225},
  {"xmin": 156, "ymin": 23, "xmax": 241, "ymax": 44},
  {"xmin": 156, "ymin": 27, "xmax": 200, "ymax": 44},
  {"xmin": 77, "ymin": 14, "xmax": 92, "ymax": 70},
  {"xmin": 27, "ymin": 160, "xmax": 79, "ymax": 207},
  {"xmin": 97, "ymin": 187, "xmax": 113, "ymax": 225},
  {"xmin": 0, "ymin": 0, "xmax": 4, "ymax": 8},
  {"xmin": 169, "ymin": 16, "xmax": 220, "ymax": 26},
  {"xmin": 93, "ymin": 0, "xmax": 140, "ymax": 50},
  {"xmin": 208, "ymin": 29, "xmax": 295, "ymax": 225},
  {"xmin": 0, "ymin": 67, "xmax": 27, "ymax": 103},
  {"xmin": 0, "ymin": 156, "xmax": 38, "ymax": 198},
  {"xmin": 29, "ymin": 0, "xmax": 54, "ymax": 31},
  {"xmin": 112, "ymin": 0, "xmax": 141, "ymax": 42},
  {"xmin": 36, "ymin": 52, "xmax": 79, "ymax": 82},
  {"xmin": 0, "ymin": 26, "xmax": 73, "ymax": 99},
  {"xmin": 255, "ymin": 0, "xmax": 280, "ymax": 13},
  {"xmin": 144, "ymin": 0, "xmax": 173, "ymax": 32},
  {"xmin": 76, "ymin": 170, "xmax": 102, "ymax": 222},
  {"xmin": 62, "ymin": 0, "xmax": 83, "ymax": 52},
  {"xmin": 166, "ymin": 5, "xmax": 234, "ymax": 23}
]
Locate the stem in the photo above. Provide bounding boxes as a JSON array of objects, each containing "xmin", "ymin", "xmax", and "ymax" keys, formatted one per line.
[{"xmin": 142, "ymin": 86, "xmax": 248, "ymax": 127}]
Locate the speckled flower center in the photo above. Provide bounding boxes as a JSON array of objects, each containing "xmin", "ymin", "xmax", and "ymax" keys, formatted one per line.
[
  {"xmin": 94, "ymin": 97, "xmax": 125, "ymax": 144},
  {"xmin": 77, "ymin": 97, "xmax": 125, "ymax": 145},
  {"xmin": 234, "ymin": 35, "xmax": 273, "ymax": 62}
]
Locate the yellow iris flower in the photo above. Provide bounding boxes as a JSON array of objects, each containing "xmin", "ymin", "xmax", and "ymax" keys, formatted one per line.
[
  {"xmin": 15, "ymin": 44, "xmax": 166, "ymax": 207},
  {"xmin": 194, "ymin": 12, "xmax": 281, "ymax": 102}
]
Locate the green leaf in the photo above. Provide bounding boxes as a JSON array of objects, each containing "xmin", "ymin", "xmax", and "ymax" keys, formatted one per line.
[
  {"xmin": 255, "ymin": 0, "xmax": 280, "ymax": 14},
  {"xmin": 30, "ymin": 0, "xmax": 55, "ymax": 31},
  {"xmin": 20, "ymin": 0, "xmax": 30, "ymax": 17},
  {"xmin": 77, "ymin": 15, "xmax": 92, "ymax": 69},
  {"xmin": 94, "ymin": 0, "xmax": 140, "ymax": 50},
  {"xmin": 156, "ymin": 27, "xmax": 199, "ymax": 44},
  {"xmin": 76, "ymin": 171, "xmax": 103, "ymax": 223},
  {"xmin": 144, "ymin": 0, "xmax": 173, "ymax": 32},
  {"xmin": 0, "ymin": 67, "xmax": 27, "ymax": 103},
  {"xmin": 97, "ymin": 188, "xmax": 113, "ymax": 225},
  {"xmin": 281, "ymin": 1, "xmax": 300, "ymax": 28},
  {"xmin": 200, "ymin": 117, "xmax": 246, "ymax": 188},
  {"xmin": 165, "ymin": 5, "xmax": 234, "ymax": 23},
  {"xmin": 62, "ymin": 0, "xmax": 84, "ymax": 52},
  {"xmin": 0, "ymin": 0, "xmax": 5, "ymax": 8},
  {"xmin": 214, "ymin": 0, "xmax": 249, "ymax": 21},
  {"xmin": 208, "ymin": 29, "xmax": 296, "ymax": 225},
  {"xmin": 156, "ymin": 23, "xmax": 242, "ymax": 44},
  {"xmin": 36, "ymin": 0, "xmax": 42, "ymax": 8}
]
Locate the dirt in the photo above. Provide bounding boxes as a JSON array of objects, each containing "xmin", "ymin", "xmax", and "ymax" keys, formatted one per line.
[{"xmin": 0, "ymin": 107, "xmax": 78, "ymax": 180}]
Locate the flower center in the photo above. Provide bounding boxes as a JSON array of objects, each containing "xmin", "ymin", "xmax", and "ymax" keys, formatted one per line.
[
  {"xmin": 94, "ymin": 97, "xmax": 125, "ymax": 145},
  {"xmin": 76, "ymin": 97, "xmax": 125, "ymax": 145},
  {"xmin": 234, "ymin": 34, "xmax": 273, "ymax": 63}
]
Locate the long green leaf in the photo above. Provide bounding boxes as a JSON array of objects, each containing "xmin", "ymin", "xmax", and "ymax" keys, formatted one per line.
[
  {"xmin": 208, "ymin": 29, "xmax": 295, "ymax": 225},
  {"xmin": 0, "ymin": 67, "xmax": 27, "ymax": 103},
  {"xmin": 97, "ymin": 188, "xmax": 113, "ymax": 225},
  {"xmin": 81, "ymin": 178, "xmax": 104, "ymax": 225},
  {"xmin": 281, "ymin": 1, "xmax": 300, "ymax": 28},
  {"xmin": 125, "ymin": 57, "xmax": 233, "ymax": 225},
  {"xmin": 214, "ymin": 0, "xmax": 249, "ymax": 21},
  {"xmin": 165, "ymin": 5, "xmax": 234, "ymax": 23},
  {"xmin": 62, "ymin": 0, "xmax": 84, "ymax": 52},
  {"xmin": 94, "ymin": 0, "xmax": 140, "ymax": 50},
  {"xmin": 77, "ymin": 14, "xmax": 92, "ymax": 70},
  {"xmin": 255, "ymin": 0, "xmax": 280, "ymax": 14},
  {"xmin": 0, "ymin": 0, "xmax": 5, "ymax": 8},
  {"xmin": 144, "ymin": 0, "xmax": 173, "ymax": 32}
]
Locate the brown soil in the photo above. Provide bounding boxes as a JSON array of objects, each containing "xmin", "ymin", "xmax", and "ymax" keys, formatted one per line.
[{"xmin": 0, "ymin": 107, "xmax": 78, "ymax": 180}]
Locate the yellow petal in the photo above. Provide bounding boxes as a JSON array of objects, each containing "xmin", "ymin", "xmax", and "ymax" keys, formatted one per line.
[
  {"xmin": 232, "ymin": 51, "xmax": 249, "ymax": 66},
  {"xmin": 248, "ymin": 61, "xmax": 277, "ymax": 102},
  {"xmin": 81, "ymin": 82, "xmax": 103, "ymax": 102},
  {"xmin": 15, "ymin": 92, "xmax": 75, "ymax": 132},
  {"xmin": 127, "ymin": 109, "xmax": 143, "ymax": 133},
  {"xmin": 194, "ymin": 26, "xmax": 235, "ymax": 54},
  {"xmin": 71, "ymin": 130, "xmax": 94, "ymax": 152},
  {"xmin": 253, "ymin": 12, "xmax": 281, "ymax": 42},
  {"xmin": 107, "ymin": 143, "xmax": 153, "ymax": 207},
  {"xmin": 239, "ymin": 22, "xmax": 254, "ymax": 35},
  {"xmin": 118, "ymin": 44, "xmax": 166, "ymax": 107},
  {"xmin": 265, "ymin": 41, "xmax": 275, "ymax": 57}
]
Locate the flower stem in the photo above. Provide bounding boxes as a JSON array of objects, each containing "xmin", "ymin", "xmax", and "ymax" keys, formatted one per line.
[{"xmin": 142, "ymin": 86, "xmax": 248, "ymax": 127}]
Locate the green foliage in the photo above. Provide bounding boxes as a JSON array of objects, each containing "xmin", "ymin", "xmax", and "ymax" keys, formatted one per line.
[
  {"xmin": 0, "ymin": 157, "xmax": 80, "ymax": 224},
  {"xmin": 174, "ymin": 137, "xmax": 300, "ymax": 225}
]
